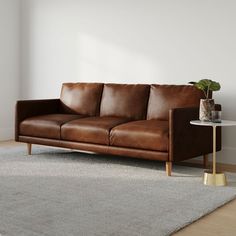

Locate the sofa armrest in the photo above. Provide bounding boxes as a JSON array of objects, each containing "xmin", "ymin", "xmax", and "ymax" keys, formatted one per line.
[
  {"xmin": 15, "ymin": 99, "xmax": 60, "ymax": 141},
  {"xmin": 169, "ymin": 106, "xmax": 221, "ymax": 162}
]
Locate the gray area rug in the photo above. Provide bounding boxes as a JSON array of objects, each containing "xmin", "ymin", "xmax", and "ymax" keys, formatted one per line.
[{"xmin": 0, "ymin": 145, "xmax": 236, "ymax": 236}]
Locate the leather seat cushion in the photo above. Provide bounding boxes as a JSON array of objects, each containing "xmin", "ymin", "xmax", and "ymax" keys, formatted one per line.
[
  {"xmin": 110, "ymin": 120, "xmax": 169, "ymax": 151},
  {"xmin": 20, "ymin": 114, "xmax": 83, "ymax": 139},
  {"xmin": 61, "ymin": 116, "xmax": 131, "ymax": 145}
]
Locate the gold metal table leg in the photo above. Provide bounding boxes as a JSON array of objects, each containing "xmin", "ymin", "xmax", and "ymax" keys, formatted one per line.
[{"xmin": 203, "ymin": 125, "xmax": 227, "ymax": 186}]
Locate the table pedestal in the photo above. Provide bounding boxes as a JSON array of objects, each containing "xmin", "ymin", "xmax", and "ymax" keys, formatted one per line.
[
  {"xmin": 190, "ymin": 119, "xmax": 236, "ymax": 186},
  {"xmin": 203, "ymin": 171, "xmax": 227, "ymax": 186},
  {"xmin": 203, "ymin": 125, "xmax": 227, "ymax": 186}
]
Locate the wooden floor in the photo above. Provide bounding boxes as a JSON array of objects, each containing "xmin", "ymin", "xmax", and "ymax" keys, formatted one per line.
[{"xmin": 1, "ymin": 140, "xmax": 236, "ymax": 235}]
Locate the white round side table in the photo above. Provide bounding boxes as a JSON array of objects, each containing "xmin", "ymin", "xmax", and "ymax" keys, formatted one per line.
[{"xmin": 190, "ymin": 120, "xmax": 236, "ymax": 186}]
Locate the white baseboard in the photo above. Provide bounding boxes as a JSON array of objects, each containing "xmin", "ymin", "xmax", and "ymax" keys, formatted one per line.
[
  {"xmin": 0, "ymin": 127, "xmax": 14, "ymax": 141},
  {"xmin": 194, "ymin": 147, "xmax": 236, "ymax": 165},
  {"xmin": 216, "ymin": 147, "xmax": 236, "ymax": 165}
]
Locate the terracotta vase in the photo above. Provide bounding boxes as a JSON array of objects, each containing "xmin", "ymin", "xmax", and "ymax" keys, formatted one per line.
[{"xmin": 199, "ymin": 99, "xmax": 215, "ymax": 121}]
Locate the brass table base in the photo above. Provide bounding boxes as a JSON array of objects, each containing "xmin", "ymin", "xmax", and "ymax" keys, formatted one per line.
[{"xmin": 203, "ymin": 171, "xmax": 227, "ymax": 186}]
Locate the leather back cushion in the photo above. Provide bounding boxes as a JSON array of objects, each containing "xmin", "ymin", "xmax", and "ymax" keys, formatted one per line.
[
  {"xmin": 147, "ymin": 85, "xmax": 204, "ymax": 120},
  {"xmin": 60, "ymin": 83, "xmax": 104, "ymax": 116},
  {"xmin": 100, "ymin": 84, "xmax": 150, "ymax": 120}
]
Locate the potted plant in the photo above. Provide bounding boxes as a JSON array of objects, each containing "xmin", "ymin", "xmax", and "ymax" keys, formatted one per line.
[{"xmin": 189, "ymin": 79, "xmax": 221, "ymax": 121}]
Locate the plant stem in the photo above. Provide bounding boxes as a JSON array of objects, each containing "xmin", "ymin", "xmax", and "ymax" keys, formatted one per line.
[{"xmin": 206, "ymin": 84, "xmax": 210, "ymax": 99}]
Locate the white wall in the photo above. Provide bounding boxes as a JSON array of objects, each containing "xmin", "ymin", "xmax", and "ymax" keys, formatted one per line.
[
  {"xmin": 19, "ymin": 0, "xmax": 236, "ymax": 163},
  {"xmin": 0, "ymin": 0, "xmax": 20, "ymax": 140}
]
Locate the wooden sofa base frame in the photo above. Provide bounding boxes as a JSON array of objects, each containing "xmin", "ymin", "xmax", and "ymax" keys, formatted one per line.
[{"xmin": 22, "ymin": 137, "xmax": 208, "ymax": 177}]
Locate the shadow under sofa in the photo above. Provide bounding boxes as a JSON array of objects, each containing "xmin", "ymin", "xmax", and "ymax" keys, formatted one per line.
[{"xmin": 15, "ymin": 83, "xmax": 221, "ymax": 176}]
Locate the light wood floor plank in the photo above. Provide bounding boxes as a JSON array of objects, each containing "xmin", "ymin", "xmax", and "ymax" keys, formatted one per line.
[{"xmin": 174, "ymin": 198, "xmax": 236, "ymax": 235}]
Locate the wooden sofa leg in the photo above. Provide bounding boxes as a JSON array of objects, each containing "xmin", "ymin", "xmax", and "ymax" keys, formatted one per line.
[
  {"xmin": 203, "ymin": 154, "xmax": 208, "ymax": 168},
  {"xmin": 27, "ymin": 143, "xmax": 32, "ymax": 155},
  {"xmin": 166, "ymin": 162, "xmax": 172, "ymax": 176}
]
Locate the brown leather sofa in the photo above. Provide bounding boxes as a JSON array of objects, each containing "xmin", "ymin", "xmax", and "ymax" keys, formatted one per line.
[{"xmin": 15, "ymin": 83, "xmax": 221, "ymax": 176}]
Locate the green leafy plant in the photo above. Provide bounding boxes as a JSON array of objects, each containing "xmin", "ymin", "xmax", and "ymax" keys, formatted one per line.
[{"xmin": 189, "ymin": 79, "xmax": 221, "ymax": 99}]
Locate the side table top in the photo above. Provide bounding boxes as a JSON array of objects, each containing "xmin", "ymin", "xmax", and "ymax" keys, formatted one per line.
[{"xmin": 190, "ymin": 120, "xmax": 236, "ymax": 127}]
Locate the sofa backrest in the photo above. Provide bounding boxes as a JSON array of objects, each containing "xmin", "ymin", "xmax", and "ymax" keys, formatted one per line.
[
  {"xmin": 59, "ymin": 83, "xmax": 204, "ymax": 120},
  {"xmin": 100, "ymin": 84, "xmax": 150, "ymax": 120},
  {"xmin": 147, "ymin": 85, "xmax": 204, "ymax": 120},
  {"xmin": 60, "ymin": 83, "xmax": 103, "ymax": 116}
]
